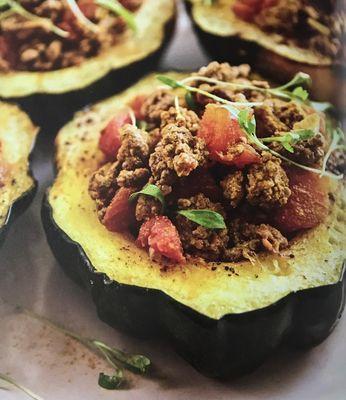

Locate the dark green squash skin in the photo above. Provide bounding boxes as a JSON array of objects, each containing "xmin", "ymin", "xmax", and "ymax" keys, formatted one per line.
[
  {"xmin": 42, "ymin": 194, "xmax": 345, "ymax": 378},
  {"xmin": 8, "ymin": 17, "xmax": 176, "ymax": 130},
  {"xmin": 0, "ymin": 179, "xmax": 37, "ymax": 248}
]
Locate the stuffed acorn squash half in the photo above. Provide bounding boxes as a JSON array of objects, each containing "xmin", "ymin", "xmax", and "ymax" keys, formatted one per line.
[
  {"xmin": 43, "ymin": 62, "xmax": 346, "ymax": 378},
  {"xmin": 0, "ymin": 102, "xmax": 38, "ymax": 247},
  {"xmin": 186, "ymin": 0, "xmax": 346, "ymax": 110},
  {"xmin": 0, "ymin": 0, "xmax": 175, "ymax": 123}
]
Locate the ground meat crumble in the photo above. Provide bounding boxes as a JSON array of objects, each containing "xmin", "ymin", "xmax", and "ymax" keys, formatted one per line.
[
  {"xmin": 149, "ymin": 123, "xmax": 208, "ymax": 195},
  {"xmin": 89, "ymin": 61, "xmax": 340, "ymax": 265},
  {"xmin": 0, "ymin": 0, "xmax": 143, "ymax": 71}
]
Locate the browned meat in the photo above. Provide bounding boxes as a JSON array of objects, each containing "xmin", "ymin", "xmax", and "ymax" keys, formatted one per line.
[
  {"xmin": 149, "ymin": 124, "xmax": 208, "ymax": 195},
  {"xmin": 225, "ymin": 219, "xmax": 288, "ymax": 262},
  {"xmin": 89, "ymin": 162, "xmax": 118, "ymax": 219},
  {"xmin": 175, "ymin": 194, "xmax": 229, "ymax": 261},
  {"xmin": 160, "ymin": 106, "xmax": 200, "ymax": 135},
  {"xmin": 254, "ymin": 104, "xmax": 288, "ymax": 137},
  {"xmin": 135, "ymin": 195, "xmax": 162, "ymax": 222},
  {"xmin": 246, "ymin": 152, "xmax": 291, "ymax": 209},
  {"xmin": 115, "ymin": 124, "xmax": 150, "ymax": 187},
  {"xmin": 194, "ymin": 61, "xmax": 251, "ymax": 82},
  {"xmin": 140, "ymin": 90, "xmax": 175, "ymax": 124},
  {"xmin": 220, "ymin": 171, "xmax": 244, "ymax": 208}
]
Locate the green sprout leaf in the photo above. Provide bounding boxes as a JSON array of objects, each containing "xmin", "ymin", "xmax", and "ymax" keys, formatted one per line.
[
  {"xmin": 157, "ymin": 75, "xmax": 185, "ymax": 89},
  {"xmin": 238, "ymin": 108, "xmax": 256, "ymax": 136},
  {"xmin": 130, "ymin": 184, "xmax": 165, "ymax": 207},
  {"xmin": 95, "ymin": 0, "xmax": 136, "ymax": 31},
  {"xmin": 21, "ymin": 308, "xmax": 152, "ymax": 390},
  {"xmin": 185, "ymin": 91, "xmax": 198, "ymax": 111},
  {"xmin": 98, "ymin": 372, "xmax": 123, "ymax": 390},
  {"xmin": 292, "ymin": 86, "xmax": 309, "ymax": 101},
  {"xmin": 261, "ymin": 129, "xmax": 315, "ymax": 153},
  {"xmin": 0, "ymin": 373, "xmax": 44, "ymax": 400},
  {"xmin": 2, "ymin": 0, "xmax": 69, "ymax": 37},
  {"xmin": 276, "ymin": 72, "xmax": 312, "ymax": 91},
  {"xmin": 178, "ymin": 209, "xmax": 226, "ymax": 229}
]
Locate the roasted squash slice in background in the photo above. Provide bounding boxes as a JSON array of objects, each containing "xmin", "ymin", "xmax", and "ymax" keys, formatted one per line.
[
  {"xmin": 185, "ymin": 0, "xmax": 345, "ymax": 111},
  {"xmin": 0, "ymin": 102, "xmax": 38, "ymax": 247}
]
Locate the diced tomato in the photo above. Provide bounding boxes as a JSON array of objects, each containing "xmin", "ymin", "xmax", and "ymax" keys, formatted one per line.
[
  {"xmin": 129, "ymin": 95, "xmax": 147, "ymax": 120},
  {"xmin": 274, "ymin": 168, "xmax": 329, "ymax": 233},
  {"xmin": 233, "ymin": 0, "xmax": 277, "ymax": 21},
  {"xmin": 103, "ymin": 188, "xmax": 135, "ymax": 232},
  {"xmin": 197, "ymin": 105, "xmax": 260, "ymax": 168},
  {"xmin": 78, "ymin": 0, "xmax": 97, "ymax": 19},
  {"xmin": 99, "ymin": 112, "xmax": 131, "ymax": 160},
  {"xmin": 137, "ymin": 216, "xmax": 186, "ymax": 264}
]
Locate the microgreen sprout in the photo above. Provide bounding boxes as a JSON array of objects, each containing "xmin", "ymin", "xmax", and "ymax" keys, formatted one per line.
[
  {"xmin": 95, "ymin": 0, "xmax": 137, "ymax": 32},
  {"xmin": 157, "ymin": 75, "xmax": 263, "ymax": 107},
  {"xmin": 23, "ymin": 309, "xmax": 151, "ymax": 390},
  {"xmin": 222, "ymin": 106, "xmax": 344, "ymax": 179},
  {"xmin": 0, "ymin": 0, "xmax": 69, "ymax": 37},
  {"xmin": 0, "ymin": 373, "xmax": 44, "ymax": 400},
  {"xmin": 261, "ymin": 129, "xmax": 315, "ymax": 153},
  {"xmin": 180, "ymin": 71, "xmax": 311, "ymax": 102}
]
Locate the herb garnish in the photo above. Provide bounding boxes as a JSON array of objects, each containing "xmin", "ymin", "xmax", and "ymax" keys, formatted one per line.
[
  {"xmin": 130, "ymin": 184, "xmax": 165, "ymax": 207},
  {"xmin": 177, "ymin": 209, "xmax": 226, "ymax": 229},
  {"xmin": 0, "ymin": 373, "xmax": 44, "ymax": 400},
  {"xmin": 180, "ymin": 72, "xmax": 311, "ymax": 102},
  {"xmin": 156, "ymin": 75, "xmax": 263, "ymax": 107},
  {"xmin": 95, "ymin": 0, "xmax": 137, "ymax": 32},
  {"xmin": 261, "ymin": 129, "xmax": 315, "ymax": 153},
  {"xmin": 98, "ymin": 373, "xmax": 122, "ymax": 390},
  {"xmin": 23, "ymin": 309, "xmax": 151, "ymax": 390},
  {"xmin": 0, "ymin": 0, "xmax": 69, "ymax": 37}
]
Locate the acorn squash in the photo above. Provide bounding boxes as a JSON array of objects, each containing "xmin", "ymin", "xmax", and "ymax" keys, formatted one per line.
[
  {"xmin": 185, "ymin": 0, "xmax": 345, "ymax": 110},
  {"xmin": 0, "ymin": 0, "xmax": 175, "ymax": 98},
  {"xmin": 0, "ymin": 102, "xmax": 38, "ymax": 247},
  {"xmin": 42, "ymin": 73, "xmax": 346, "ymax": 378}
]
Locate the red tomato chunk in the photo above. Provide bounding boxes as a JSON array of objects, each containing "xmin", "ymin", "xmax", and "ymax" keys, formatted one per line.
[
  {"xmin": 137, "ymin": 216, "xmax": 186, "ymax": 263},
  {"xmin": 99, "ymin": 112, "xmax": 131, "ymax": 160},
  {"xmin": 197, "ymin": 105, "xmax": 260, "ymax": 168},
  {"xmin": 103, "ymin": 188, "xmax": 135, "ymax": 232},
  {"xmin": 274, "ymin": 168, "xmax": 329, "ymax": 233}
]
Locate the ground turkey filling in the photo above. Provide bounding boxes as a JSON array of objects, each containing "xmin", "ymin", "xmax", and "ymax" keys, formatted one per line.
[
  {"xmin": 233, "ymin": 0, "xmax": 346, "ymax": 63},
  {"xmin": 0, "ymin": 0, "xmax": 142, "ymax": 71},
  {"xmin": 89, "ymin": 62, "xmax": 341, "ymax": 265}
]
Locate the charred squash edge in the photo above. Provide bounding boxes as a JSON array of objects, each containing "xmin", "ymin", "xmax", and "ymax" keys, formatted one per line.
[
  {"xmin": 185, "ymin": 0, "xmax": 346, "ymax": 108},
  {"xmin": 0, "ymin": 103, "xmax": 38, "ymax": 247},
  {"xmin": 41, "ymin": 72, "xmax": 346, "ymax": 378}
]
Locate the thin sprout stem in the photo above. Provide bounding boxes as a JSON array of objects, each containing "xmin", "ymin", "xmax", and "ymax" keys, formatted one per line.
[
  {"xmin": 7, "ymin": 0, "xmax": 69, "ymax": 37},
  {"xmin": 0, "ymin": 373, "xmax": 44, "ymax": 400},
  {"xmin": 65, "ymin": 0, "xmax": 99, "ymax": 33},
  {"xmin": 128, "ymin": 109, "xmax": 136, "ymax": 126},
  {"xmin": 180, "ymin": 76, "xmax": 292, "ymax": 100}
]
